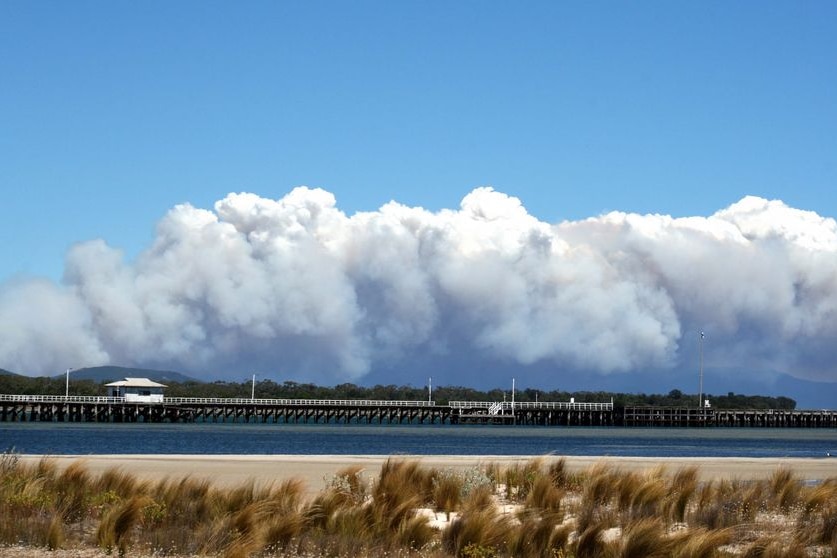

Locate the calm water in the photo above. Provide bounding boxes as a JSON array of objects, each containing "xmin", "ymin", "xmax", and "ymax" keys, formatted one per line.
[{"xmin": 2, "ymin": 423, "xmax": 836, "ymax": 458}]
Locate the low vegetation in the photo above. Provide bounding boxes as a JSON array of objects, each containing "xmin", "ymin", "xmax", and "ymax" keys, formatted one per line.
[{"xmin": 2, "ymin": 450, "xmax": 835, "ymax": 557}]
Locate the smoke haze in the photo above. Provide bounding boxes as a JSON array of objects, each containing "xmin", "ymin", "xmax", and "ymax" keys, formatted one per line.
[{"xmin": 2, "ymin": 188, "xmax": 836, "ymax": 388}]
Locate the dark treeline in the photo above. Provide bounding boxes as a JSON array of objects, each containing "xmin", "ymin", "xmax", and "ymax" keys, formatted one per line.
[
  {"xmin": 0, "ymin": 376, "xmax": 102, "ymax": 397},
  {"xmin": 0, "ymin": 375, "xmax": 797, "ymax": 409}
]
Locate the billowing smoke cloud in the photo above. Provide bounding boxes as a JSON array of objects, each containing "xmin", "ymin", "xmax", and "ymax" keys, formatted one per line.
[{"xmin": 2, "ymin": 188, "xmax": 836, "ymax": 385}]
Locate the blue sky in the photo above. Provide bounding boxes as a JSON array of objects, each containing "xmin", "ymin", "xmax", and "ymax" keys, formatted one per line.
[
  {"xmin": 2, "ymin": 2, "xmax": 837, "ymax": 406},
  {"xmin": 3, "ymin": 1, "xmax": 835, "ymax": 281}
]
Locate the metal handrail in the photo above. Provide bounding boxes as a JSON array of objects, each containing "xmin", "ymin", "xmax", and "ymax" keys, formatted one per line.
[
  {"xmin": 449, "ymin": 401, "xmax": 493, "ymax": 408},
  {"xmin": 0, "ymin": 394, "xmax": 435, "ymax": 407},
  {"xmin": 450, "ymin": 400, "xmax": 614, "ymax": 411},
  {"xmin": 3, "ymin": 394, "xmax": 611, "ymax": 410},
  {"xmin": 164, "ymin": 397, "xmax": 435, "ymax": 407},
  {"xmin": 0, "ymin": 394, "xmax": 125, "ymax": 404}
]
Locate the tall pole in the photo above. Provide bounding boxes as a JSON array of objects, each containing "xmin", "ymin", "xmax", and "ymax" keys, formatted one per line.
[
  {"xmin": 428, "ymin": 377, "xmax": 432, "ymax": 403},
  {"xmin": 698, "ymin": 331, "xmax": 705, "ymax": 409},
  {"xmin": 65, "ymin": 368, "xmax": 72, "ymax": 398},
  {"xmin": 251, "ymin": 374, "xmax": 256, "ymax": 400},
  {"xmin": 511, "ymin": 377, "xmax": 515, "ymax": 423}
]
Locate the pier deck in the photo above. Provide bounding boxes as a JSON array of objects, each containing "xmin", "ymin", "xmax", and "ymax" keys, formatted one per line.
[
  {"xmin": 0, "ymin": 395, "xmax": 834, "ymax": 427},
  {"xmin": 622, "ymin": 406, "xmax": 837, "ymax": 427}
]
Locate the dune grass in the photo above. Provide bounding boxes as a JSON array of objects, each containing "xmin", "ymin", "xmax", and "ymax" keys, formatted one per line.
[{"xmin": 1, "ymin": 449, "xmax": 836, "ymax": 557}]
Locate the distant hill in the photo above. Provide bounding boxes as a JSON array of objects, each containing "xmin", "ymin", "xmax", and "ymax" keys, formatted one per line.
[
  {"xmin": 56, "ymin": 366, "xmax": 201, "ymax": 385},
  {"xmin": 0, "ymin": 368, "xmax": 19, "ymax": 377}
]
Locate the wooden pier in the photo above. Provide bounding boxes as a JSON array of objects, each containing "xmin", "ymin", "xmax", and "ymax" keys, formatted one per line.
[
  {"xmin": 0, "ymin": 395, "xmax": 835, "ymax": 427},
  {"xmin": 450, "ymin": 401, "xmax": 615, "ymax": 426},
  {"xmin": 0, "ymin": 395, "xmax": 450, "ymax": 425},
  {"xmin": 622, "ymin": 406, "xmax": 837, "ymax": 427}
]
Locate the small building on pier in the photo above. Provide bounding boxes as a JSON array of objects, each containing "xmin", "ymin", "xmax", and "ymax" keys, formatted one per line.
[{"xmin": 105, "ymin": 378, "xmax": 167, "ymax": 403}]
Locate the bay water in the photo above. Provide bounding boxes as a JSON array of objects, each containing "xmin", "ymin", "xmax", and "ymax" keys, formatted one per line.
[{"xmin": 2, "ymin": 423, "xmax": 836, "ymax": 458}]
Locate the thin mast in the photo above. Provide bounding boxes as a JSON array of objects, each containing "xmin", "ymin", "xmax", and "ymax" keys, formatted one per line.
[
  {"xmin": 698, "ymin": 331, "xmax": 704, "ymax": 408},
  {"xmin": 511, "ymin": 377, "xmax": 515, "ymax": 423}
]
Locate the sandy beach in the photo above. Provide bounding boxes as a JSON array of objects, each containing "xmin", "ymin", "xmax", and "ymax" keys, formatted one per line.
[{"xmin": 19, "ymin": 454, "xmax": 837, "ymax": 498}]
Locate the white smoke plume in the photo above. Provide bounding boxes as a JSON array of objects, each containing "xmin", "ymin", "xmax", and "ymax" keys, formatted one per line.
[{"xmin": 2, "ymin": 188, "xmax": 836, "ymax": 385}]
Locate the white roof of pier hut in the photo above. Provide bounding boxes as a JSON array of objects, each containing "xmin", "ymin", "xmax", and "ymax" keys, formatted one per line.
[{"xmin": 104, "ymin": 378, "xmax": 168, "ymax": 389}]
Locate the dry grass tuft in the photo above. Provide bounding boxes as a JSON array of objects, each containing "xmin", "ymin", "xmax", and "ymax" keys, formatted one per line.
[
  {"xmin": 508, "ymin": 514, "xmax": 568, "ymax": 558},
  {"xmin": 263, "ymin": 510, "xmax": 305, "ymax": 551},
  {"xmin": 502, "ymin": 458, "xmax": 544, "ymax": 503},
  {"xmin": 222, "ymin": 533, "xmax": 262, "ymax": 558},
  {"xmin": 616, "ymin": 470, "xmax": 643, "ymax": 511},
  {"xmin": 627, "ymin": 475, "xmax": 668, "ymax": 521},
  {"xmin": 94, "ymin": 467, "xmax": 138, "ymax": 498},
  {"xmin": 525, "ymin": 473, "xmax": 563, "ymax": 515},
  {"xmin": 262, "ymin": 477, "xmax": 307, "ymax": 516},
  {"xmin": 432, "ymin": 470, "xmax": 463, "ymax": 519},
  {"xmin": 576, "ymin": 462, "xmax": 618, "ymax": 533},
  {"xmin": 769, "ymin": 467, "xmax": 800, "ymax": 511},
  {"xmin": 582, "ymin": 462, "xmax": 617, "ymax": 506},
  {"xmin": 397, "ymin": 514, "xmax": 435, "ymax": 550},
  {"xmin": 692, "ymin": 478, "xmax": 761, "ymax": 529},
  {"xmin": 96, "ymin": 494, "xmax": 149, "ymax": 556},
  {"xmin": 460, "ymin": 483, "xmax": 494, "ymax": 516},
  {"xmin": 151, "ymin": 475, "xmax": 215, "ymax": 528},
  {"xmin": 2, "ymin": 453, "xmax": 837, "ymax": 558},
  {"xmin": 375, "ymin": 459, "xmax": 432, "ymax": 510},
  {"xmin": 741, "ymin": 535, "xmax": 809, "ymax": 558},
  {"xmin": 794, "ymin": 479, "xmax": 837, "ymax": 549},
  {"xmin": 44, "ymin": 513, "xmax": 64, "ymax": 550},
  {"xmin": 574, "ymin": 519, "xmax": 610, "ymax": 558},
  {"xmin": 666, "ymin": 466, "xmax": 699, "ymax": 523},
  {"xmin": 304, "ymin": 489, "xmax": 350, "ymax": 529},
  {"xmin": 34, "ymin": 457, "xmax": 58, "ymax": 482},
  {"xmin": 547, "ymin": 457, "xmax": 567, "ymax": 488},
  {"xmin": 616, "ymin": 518, "xmax": 672, "ymax": 558},
  {"xmin": 670, "ymin": 527, "xmax": 732, "ymax": 558},
  {"xmin": 801, "ymin": 479, "xmax": 837, "ymax": 515},
  {"xmin": 442, "ymin": 507, "xmax": 512, "ymax": 557},
  {"xmin": 56, "ymin": 460, "xmax": 91, "ymax": 522}
]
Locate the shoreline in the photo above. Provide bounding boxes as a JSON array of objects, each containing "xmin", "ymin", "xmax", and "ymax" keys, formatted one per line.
[{"xmin": 18, "ymin": 454, "xmax": 837, "ymax": 497}]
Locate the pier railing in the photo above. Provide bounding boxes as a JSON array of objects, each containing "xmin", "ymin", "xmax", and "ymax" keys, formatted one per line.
[
  {"xmin": 4, "ymin": 394, "xmax": 833, "ymax": 426},
  {"xmin": 0, "ymin": 394, "xmax": 435, "ymax": 407},
  {"xmin": 164, "ymin": 397, "xmax": 435, "ymax": 407},
  {"xmin": 2, "ymin": 394, "xmax": 610, "ymax": 411},
  {"xmin": 0, "ymin": 394, "xmax": 124, "ymax": 404},
  {"xmin": 450, "ymin": 400, "xmax": 614, "ymax": 411}
]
